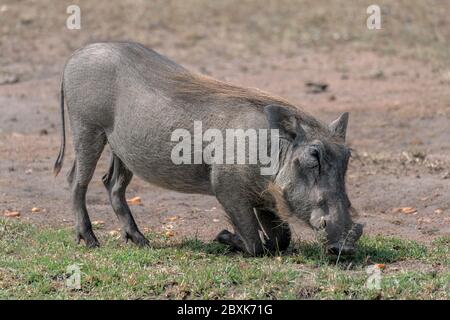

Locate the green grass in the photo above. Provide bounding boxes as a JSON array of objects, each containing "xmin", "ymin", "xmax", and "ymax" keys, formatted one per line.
[{"xmin": 0, "ymin": 219, "xmax": 448, "ymax": 299}]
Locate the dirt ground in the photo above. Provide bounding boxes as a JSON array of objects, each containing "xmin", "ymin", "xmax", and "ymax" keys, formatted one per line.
[{"xmin": 1, "ymin": 1, "xmax": 449, "ymax": 245}]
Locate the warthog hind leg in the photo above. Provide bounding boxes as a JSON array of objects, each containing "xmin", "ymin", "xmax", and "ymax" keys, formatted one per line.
[
  {"xmin": 102, "ymin": 153, "xmax": 149, "ymax": 247},
  {"xmin": 70, "ymin": 128, "xmax": 106, "ymax": 248}
]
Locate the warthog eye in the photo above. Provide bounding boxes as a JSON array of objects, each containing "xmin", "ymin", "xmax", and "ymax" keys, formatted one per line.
[
  {"xmin": 309, "ymin": 147, "xmax": 319, "ymax": 158},
  {"xmin": 308, "ymin": 146, "xmax": 321, "ymax": 171}
]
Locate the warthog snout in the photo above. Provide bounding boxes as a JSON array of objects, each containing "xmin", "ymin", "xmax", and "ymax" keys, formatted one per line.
[
  {"xmin": 327, "ymin": 244, "xmax": 355, "ymax": 256},
  {"xmin": 326, "ymin": 222, "xmax": 364, "ymax": 256}
]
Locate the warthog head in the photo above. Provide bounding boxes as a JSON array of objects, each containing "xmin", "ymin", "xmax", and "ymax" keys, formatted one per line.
[{"xmin": 265, "ymin": 105, "xmax": 363, "ymax": 255}]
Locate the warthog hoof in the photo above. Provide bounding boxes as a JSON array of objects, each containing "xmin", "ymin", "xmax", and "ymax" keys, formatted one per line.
[
  {"xmin": 76, "ymin": 229, "xmax": 100, "ymax": 248},
  {"xmin": 123, "ymin": 230, "xmax": 150, "ymax": 248},
  {"xmin": 215, "ymin": 229, "xmax": 243, "ymax": 252}
]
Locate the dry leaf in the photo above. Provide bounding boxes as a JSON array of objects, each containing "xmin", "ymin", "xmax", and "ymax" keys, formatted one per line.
[
  {"xmin": 167, "ymin": 216, "xmax": 178, "ymax": 222},
  {"xmin": 375, "ymin": 263, "xmax": 386, "ymax": 270},
  {"xmin": 402, "ymin": 207, "xmax": 418, "ymax": 214},
  {"xmin": 127, "ymin": 196, "xmax": 142, "ymax": 205},
  {"xmin": 392, "ymin": 207, "xmax": 417, "ymax": 215},
  {"xmin": 4, "ymin": 210, "xmax": 20, "ymax": 218},
  {"xmin": 165, "ymin": 230, "xmax": 175, "ymax": 237},
  {"xmin": 108, "ymin": 230, "xmax": 120, "ymax": 237},
  {"xmin": 31, "ymin": 207, "xmax": 43, "ymax": 213}
]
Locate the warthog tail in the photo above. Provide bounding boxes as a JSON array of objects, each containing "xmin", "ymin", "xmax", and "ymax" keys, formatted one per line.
[{"xmin": 53, "ymin": 79, "xmax": 65, "ymax": 176}]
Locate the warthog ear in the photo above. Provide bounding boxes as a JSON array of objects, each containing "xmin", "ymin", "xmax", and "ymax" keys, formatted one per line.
[
  {"xmin": 329, "ymin": 112, "xmax": 349, "ymax": 141},
  {"xmin": 264, "ymin": 105, "xmax": 306, "ymax": 141}
]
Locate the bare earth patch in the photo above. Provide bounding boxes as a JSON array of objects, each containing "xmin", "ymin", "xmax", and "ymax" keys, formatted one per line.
[{"xmin": 1, "ymin": 48, "xmax": 449, "ymax": 244}]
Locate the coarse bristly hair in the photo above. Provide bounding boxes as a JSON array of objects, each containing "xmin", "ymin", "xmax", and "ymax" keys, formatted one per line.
[
  {"xmin": 265, "ymin": 181, "xmax": 292, "ymax": 222},
  {"xmin": 169, "ymin": 71, "xmax": 331, "ymax": 137}
]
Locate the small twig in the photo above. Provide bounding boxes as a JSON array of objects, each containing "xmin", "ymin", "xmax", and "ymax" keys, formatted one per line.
[{"xmin": 335, "ymin": 231, "xmax": 352, "ymax": 266}]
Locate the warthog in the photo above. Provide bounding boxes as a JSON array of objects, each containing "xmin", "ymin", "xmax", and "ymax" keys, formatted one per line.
[{"xmin": 54, "ymin": 42, "xmax": 363, "ymax": 256}]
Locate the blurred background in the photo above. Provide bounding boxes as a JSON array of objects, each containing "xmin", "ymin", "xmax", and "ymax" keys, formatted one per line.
[
  {"xmin": 2, "ymin": 0, "xmax": 450, "ymax": 78},
  {"xmin": 1, "ymin": 0, "xmax": 449, "ymax": 242}
]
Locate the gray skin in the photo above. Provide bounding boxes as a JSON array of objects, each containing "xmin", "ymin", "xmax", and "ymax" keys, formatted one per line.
[{"xmin": 54, "ymin": 42, "xmax": 363, "ymax": 256}]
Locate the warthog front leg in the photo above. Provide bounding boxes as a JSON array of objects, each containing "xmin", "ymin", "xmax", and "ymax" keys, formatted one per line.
[
  {"xmin": 215, "ymin": 209, "xmax": 291, "ymax": 255},
  {"xmin": 253, "ymin": 208, "xmax": 291, "ymax": 253},
  {"xmin": 102, "ymin": 153, "xmax": 149, "ymax": 247},
  {"xmin": 214, "ymin": 192, "xmax": 268, "ymax": 256},
  {"xmin": 215, "ymin": 229, "xmax": 245, "ymax": 252}
]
